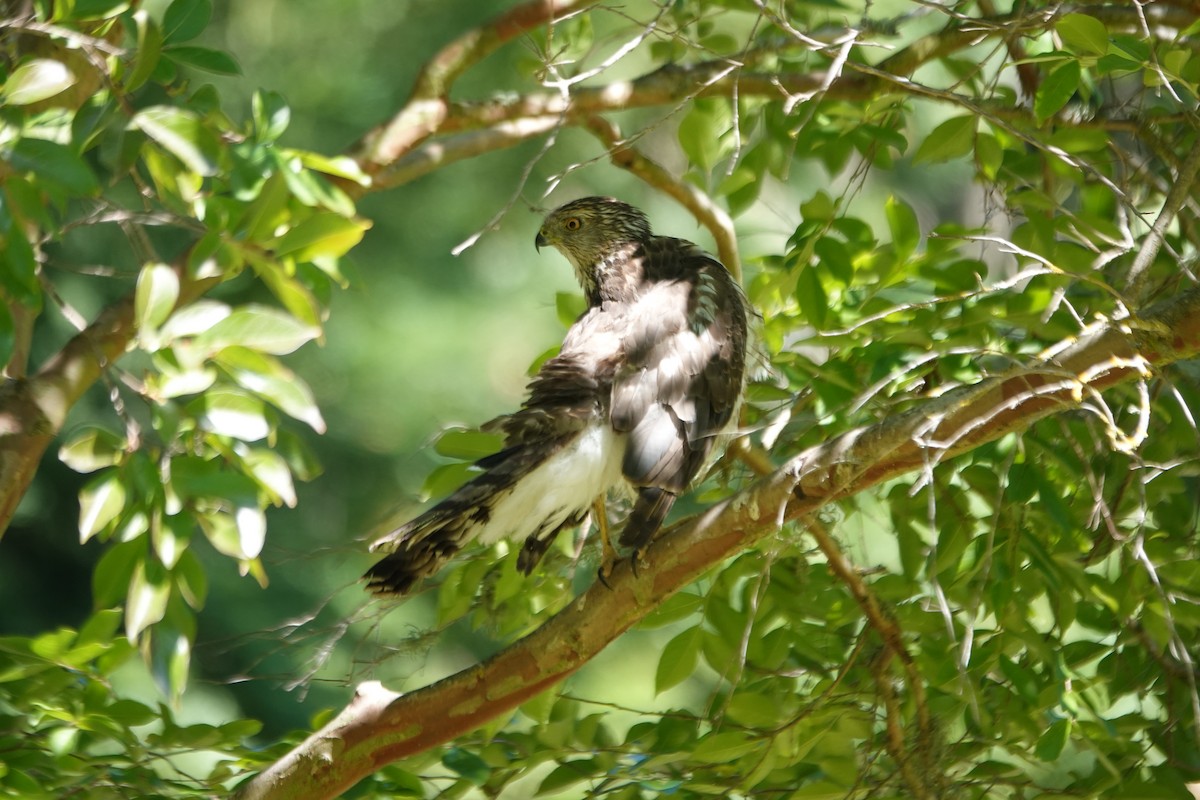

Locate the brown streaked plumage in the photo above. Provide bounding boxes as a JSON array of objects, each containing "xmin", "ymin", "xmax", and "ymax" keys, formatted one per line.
[{"xmin": 364, "ymin": 197, "xmax": 749, "ymax": 596}]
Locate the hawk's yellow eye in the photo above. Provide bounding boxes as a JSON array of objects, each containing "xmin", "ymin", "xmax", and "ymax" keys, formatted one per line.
[{"xmin": 564, "ymin": 217, "xmax": 582, "ymax": 231}]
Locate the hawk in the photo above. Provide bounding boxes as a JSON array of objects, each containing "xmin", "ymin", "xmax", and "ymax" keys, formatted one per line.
[{"xmin": 365, "ymin": 197, "xmax": 749, "ymax": 595}]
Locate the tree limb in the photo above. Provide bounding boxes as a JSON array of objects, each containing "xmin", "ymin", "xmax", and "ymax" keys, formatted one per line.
[
  {"xmin": 232, "ymin": 283, "xmax": 1200, "ymax": 800},
  {"xmin": 351, "ymin": 0, "xmax": 591, "ymax": 174}
]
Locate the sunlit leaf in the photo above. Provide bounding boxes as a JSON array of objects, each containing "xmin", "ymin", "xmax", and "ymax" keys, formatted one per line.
[
  {"xmin": 217, "ymin": 347, "xmax": 326, "ymax": 432},
  {"xmin": 2, "ymin": 59, "xmax": 76, "ymax": 105},
  {"xmin": 274, "ymin": 212, "xmax": 370, "ymax": 261},
  {"xmin": 132, "ymin": 106, "xmax": 221, "ymax": 177},
  {"xmin": 60, "ymin": 428, "xmax": 126, "ymax": 473},
  {"xmin": 135, "ymin": 262, "xmax": 180, "ymax": 336},
  {"xmin": 71, "ymin": 0, "xmax": 131, "ymax": 19},
  {"xmin": 79, "ymin": 470, "xmax": 127, "ymax": 543},
  {"xmin": 126, "ymin": 10, "xmax": 163, "ymax": 92},
  {"xmin": 126, "ymin": 558, "xmax": 169, "ymax": 641},
  {"xmin": 241, "ymin": 449, "xmax": 297, "ymax": 507},
  {"xmin": 193, "ymin": 304, "xmax": 319, "ymax": 356},
  {"xmin": 234, "ymin": 505, "xmax": 266, "ymax": 559},
  {"xmin": 252, "ymin": 90, "xmax": 290, "ymax": 143},
  {"xmin": 193, "ymin": 387, "xmax": 271, "ymax": 441},
  {"xmin": 158, "ymin": 299, "xmax": 232, "ymax": 343}
]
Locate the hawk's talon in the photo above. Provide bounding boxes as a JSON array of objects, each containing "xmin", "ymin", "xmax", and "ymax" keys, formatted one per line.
[{"xmin": 596, "ymin": 563, "xmax": 614, "ymax": 590}]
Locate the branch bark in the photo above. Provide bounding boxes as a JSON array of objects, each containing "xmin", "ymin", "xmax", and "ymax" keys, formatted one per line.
[{"xmin": 233, "ymin": 286, "xmax": 1200, "ymax": 800}]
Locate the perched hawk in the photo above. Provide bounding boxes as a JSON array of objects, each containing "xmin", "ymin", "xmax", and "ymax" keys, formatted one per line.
[{"xmin": 365, "ymin": 197, "xmax": 749, "ymax": 595}]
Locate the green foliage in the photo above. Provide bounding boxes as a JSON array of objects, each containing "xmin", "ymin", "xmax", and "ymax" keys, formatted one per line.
[
  {"xmin": 4, "ymin": 0, "xmax": 354, "ymax": 749},
  {"xmin": 3, "ymin": 0, "xmax": 1200, "ymax": 798},
  {"xmin": 0, "ymin": 610, "xmax": 273, "ymax": 797}
]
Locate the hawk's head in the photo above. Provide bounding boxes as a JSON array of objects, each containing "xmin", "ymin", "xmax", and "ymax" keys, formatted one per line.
[{"xmin": 536, "ymin": 197, "xmax": 652, "ymax": 289}]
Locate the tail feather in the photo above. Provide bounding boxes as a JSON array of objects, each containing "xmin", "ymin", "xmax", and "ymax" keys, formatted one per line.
[
  {"xmin": 364, "ymin": 449, "xmax": 537, "ymax": 596},
  {"xmin": 619, "ymin": 486, "xmax": 677, "ymax": 553}
]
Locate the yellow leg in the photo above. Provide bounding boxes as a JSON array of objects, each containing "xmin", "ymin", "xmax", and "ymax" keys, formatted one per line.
[{"xmin": 593, "ymin": 497, "xmax": 617, "ymax": 584}]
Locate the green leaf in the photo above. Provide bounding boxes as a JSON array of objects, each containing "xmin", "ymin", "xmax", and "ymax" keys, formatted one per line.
[
  {"xmin": 198, "ymin": 510, "xmax": 250, "ymax": 559},
  {"xmin": 165, "ymin": 46, "xmax": 241, "ymax": 75},
  {"xmin": 1056, "ymin": 13, "xmax": 1109, "ymax": 57},
  {"xmin": 274, "ymin": 212, "xmax": 370, "ymax": 261},
  {"xmin": 691, "ymin": 730, "xmax": 760, "ymax": 763},
  {"xmin": 434, "ymin": 428, "xmax": 504, "ymax": 461},
  {"xmin": 234, "ymin": 505, "xmax": 266, "ymax": 559},
  {"xmin": 0, "ymin": 220, "xmax": 38, "ymax": 307},
  {"xmin": 1035, "ymin": 718, "xmax": 1071, "ymax": 761},
  {"xmin": 555, "ymin": 291, "xmax": 586, "ymax": 327},
  {"xmin": 241, "ymin": 449, "xmax": 297, "ymax": 507},
  {"xmin": 655, "ymin": 626, "xmax": 701, "ymax": 694},
  {"xmin": 794, "ymin": 264, "xmax": 828, "ymax": 330},
  {"xmin": 71, "ymin": 0, "xmax": 131, "ymax": 19},
  {"xmin": 125, "ymin": 10, "xmax": 163, "ymax": 93},
  {"xmin": 2, "ymin": 59, "xmax": 76, "ymax": 105},
  {"xmin": 216, "ymin": 347, "xmax": 326, "ymax": 432},
  {"xmin": 193, "ymin": 304, "xmax": 320, "ymax": 355},
  {"xmin": 153, "ymin": 513, "xmax": 190, "ymax": 568},
  {"xmin": 162, "ymin": 0, "xmax": 212, "ymax": 43},
  {"xmin": 975, "ymin": 132, "xmax": 1003, "ymax": 179},
  {"xmin": 79, "ymin": 470, "xmax": 127, "ymax": 543},
  {"xmin": 1034, "ymin": 61, "xmax": 1081, "ymax": 123},
  {"xmin": 93, "ymin": 541, "xmax": 142, "ymax": 608},
  {"xmin": 169, "ymin": 456, "xmax": 258, "ymax": 505},
  {"xmin": 252, "ymin": 90, "xmax": 290, "ymax": 143},
  {"xmin": 135, "ymin": 262, "xmax": 180, "ymax": 334},
  {"xmin": 174, "ymin": 550, "xmax": 208, "ymax": 608},
  {"xmin": 60, "ymin": 428, "xmax": 126, "ymax": 473},
  {"xmin": 104, "ymin": 699, "xmax": 157, "ymax": 726},
  {"xmin": 679, "ymin": 98, "xmax": 732, "ymax": 172},
  {"xmin": 126, "ymin": 558, "xmax": 169, "ymax": 641},
  {"xmin": 192, "ymin": 387, "xmax": 270, "ymax": 441},
  {"xmin": 132, "ymin": 106, "xmax": 220, "ymax": 177},
  {"xmin": 159, "ymin": 299, "xmax": 231, "ymax": 343},
  {"xmin": 536, "ymin": 761, "xmax": 596, "ymax": 795},
  {"xmin": 885, "ymin": 195, "xmax": 919, "ymax": 260},
  {"xmin": 913, "ymin": 115, "xmax": 976, "ymax": 164},
  {"xmin": 442, "ymin": 747, "xmax": 490, "ymax": 785},
  {"xmin": 7, "ymin": 137, "xmax": 100, "ymax": 194}
]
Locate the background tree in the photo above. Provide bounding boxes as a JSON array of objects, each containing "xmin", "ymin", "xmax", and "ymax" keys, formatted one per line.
[{"xmin": 2, "ymin": 0, "xmax": 1200, "ymax": 798}]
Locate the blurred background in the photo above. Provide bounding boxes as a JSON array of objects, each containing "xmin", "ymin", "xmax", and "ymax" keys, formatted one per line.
[{"xmin": 0, "ymin": 0, "xmax": 968, "ymax": 740}]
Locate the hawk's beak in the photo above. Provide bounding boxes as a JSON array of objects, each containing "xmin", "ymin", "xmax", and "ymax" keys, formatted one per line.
[{"xmin": 535, "ymin": 231, "xmax": 548, "ymax": 251}]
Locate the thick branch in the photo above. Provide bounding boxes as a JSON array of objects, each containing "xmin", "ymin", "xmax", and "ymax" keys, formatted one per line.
[{"xmin": 233, "ymin": 286, "xmax": 1200, "ymax": 800}]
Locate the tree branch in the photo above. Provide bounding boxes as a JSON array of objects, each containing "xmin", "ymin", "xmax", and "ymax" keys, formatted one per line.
[
  {"xmin": 350, "ymin": 0, "xmax": 591, "ymax": 174},
  {"xmin": 232, "ymin": 283, "xmax": 1200, "ymax": 800}
]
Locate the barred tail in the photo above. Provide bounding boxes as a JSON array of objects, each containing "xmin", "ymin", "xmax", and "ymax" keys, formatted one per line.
[{"xmin": 364, "ymin": 527, "xmax": 465, "ymax": 596}]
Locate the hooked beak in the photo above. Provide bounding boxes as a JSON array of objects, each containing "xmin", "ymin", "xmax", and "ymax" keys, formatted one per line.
[{"xmin": 534, "ymin": 231, "xmax": 548, "ymax": 251}]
